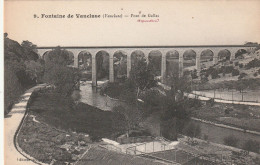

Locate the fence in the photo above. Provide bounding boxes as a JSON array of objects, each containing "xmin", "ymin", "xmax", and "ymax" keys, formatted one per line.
[
  {"xmin": 125, "ymin": 140, "xmax": 176, "ymax": 155},
  {"xmin": 116, "ymin": 136, "xmax": 154, "ymax": 144},
  {"xmin": 99, "ymin": 144, "xmax": 123, "ymax": 153},
  {"xmin": 192, "ymin": 89, "xmax": 260, "ymax": 103}
]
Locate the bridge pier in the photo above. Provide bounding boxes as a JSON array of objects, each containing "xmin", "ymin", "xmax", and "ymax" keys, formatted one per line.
[
  {"xmin": 178, "ymin": 51, "xmax": 184, "ymax": 77},
  {"xmin": 127, "ymin": 54, "xmax": 131, "ymax": 78},
  {"xmin": 109, "ymin": 55, "xmax": 114, "ymax": 82},
  {"xmin": 196, "ymin": 51, "xmax": 202, "ymax": 74},
  {"xmin": 161, "ymin": 54, "xmax": 166, "ymax": 83},
  {"xmin": 92, "ymin": 55, "xmax": 97, "ymax": 86}
]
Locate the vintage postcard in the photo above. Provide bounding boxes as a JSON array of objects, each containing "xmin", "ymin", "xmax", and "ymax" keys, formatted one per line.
[{"xmin": 3, "ymin": 0, "xmax": 260, "ymax": 164}]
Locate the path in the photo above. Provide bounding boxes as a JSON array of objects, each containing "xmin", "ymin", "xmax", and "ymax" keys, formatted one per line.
[
  {"xmin": 4, "ymin": 84, "xmax": 47, "ymax": 165},
  {"xmin": 158, "ymin": 82, "xmax": 260, "ymax": 106}
]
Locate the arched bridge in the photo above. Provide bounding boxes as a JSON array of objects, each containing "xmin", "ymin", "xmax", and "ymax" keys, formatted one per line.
[{"xmin": 37, "ymin": 45, "xmax": 256, "ymax": 86}]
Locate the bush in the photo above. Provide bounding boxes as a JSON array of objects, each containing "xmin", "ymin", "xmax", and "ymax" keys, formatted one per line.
[
  {"xmin": 211, "ymin": 69, "xmax": 220, "ymax": 79},
  {"xmin": 238, "ymin": 73, "xmax": 248, "ymax": 80},
  {"xmin": 254, "ymin": 72, "xmax": 258, "ymax": 77},
  {"xmin": 161, "ymin": 118, "xmax": 178, "ymax": 141},
  {"xmin": 239, "ymin": 63, "xmax": 244, "ymax": 68},
  {"xmin": 183, "ymin": 122, "xmax": 201, "ymax": 138},
  {"xmin": 224, "ymin": 108, "xmax": 233, "ymax": 115},
  {"xmin": 185, "ymin": 98, "xmax": 202, "ymax": 109},
  {"xmin": 206, "ymin": 98, "xmax": 215, "ymax": 106},
  {"xmin": 224, "ymin": 66, "xmax": 234, "ymax": 74},
  {"xmin": 223, "ymin": 135, "xmax": 239, "ymax": 147},
  {"xmin": 232, "ymin": 69, "xmax": 240, "ymax": 76},
  {"xmin": 245, "ymin": 58, "xmax": 260, "ymax": 69},
  {"xmin": 243, "ymin": 140, "xmax": 259, "ymax": 153},
  {"xmin": 234, "ymin": 62, "xmax": 239, "ymax": 66}
]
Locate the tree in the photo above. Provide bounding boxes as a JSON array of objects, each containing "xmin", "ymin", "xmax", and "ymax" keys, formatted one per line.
[
  {"xmin": 21, "ymin": 40, "xmax": 39, "ymax": 61},
  {"xmin": 24, "ymin": 60, "xmax": 45, "ymax": 83},
  {"xmin": 4, "ymin": 67, "xmax": 23, "ymax": 114},
  {"xmin": 45, "ymin": 46, "xmax": 71, "ymax": 66},
  {"xmin": 43, "ymin": 47, "xmax": 80, "ymax": 95},
  {"xmin": 166, "ymin": 70, "xmax": 191, "ymax": 101},
  {"xmin": 112, "ymin": 105, "xmax": 144, "ymax": 137},
  {"xmin": 129, "ymin": 58, "xmax": 157, "ymax": 99}
]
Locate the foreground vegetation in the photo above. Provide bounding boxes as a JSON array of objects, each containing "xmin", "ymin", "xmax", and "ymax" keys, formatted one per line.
[
  {"xmin": 4, "ymin": 33, "xmax": 44, "ymax": 114},
  {"xmin": 28, "ymin": 90, "xmax": 126, "ymax": 140}
]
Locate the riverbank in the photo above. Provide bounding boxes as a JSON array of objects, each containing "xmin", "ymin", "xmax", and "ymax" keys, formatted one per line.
[{"xmin": 17, "ymin": 90, "xmax": 127, "ymax": 164}]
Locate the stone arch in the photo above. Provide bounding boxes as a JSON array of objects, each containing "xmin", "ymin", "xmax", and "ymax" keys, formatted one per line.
[
  {"xmin": 96, "ymin": 50, "xmax": 110, "ymax": 81},
  {"xmin": 200, "ymin": 49, "xmax": 214, "ymax": 70},
  {"xmin": 148, "ymin": 50, "xmax": 162, "ymax": 76},
  {"xmin": 78, "ymin": 51, "xmax": 92, "ymax": 80},
  {"xmin": 235, "ymin": 49, "xmax": 247, "ymax": 59},
  {"xmin": 131, "ymin": 50, "xmax": 145, "ymax": 67},
  {"xmin": 218, "ymin": 49, "xmax": 231, "ymax": 63},
  {"xmin": 113, "ymin": 50, "xmax": 127, "ymax": 82},
  {"xmin": 166, "ymin": 50, "xmax": 179, "ymax": 78},
  {"xmin": 183, "ymin": 49, "xmax": 196, "ymax": 70},
  {"xmin": 42, "ymin": 51, "xmax": 51, "ymax": 61}
]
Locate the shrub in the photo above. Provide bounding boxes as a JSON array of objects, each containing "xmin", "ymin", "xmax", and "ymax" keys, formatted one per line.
[
  {"xmin": 187, "ymin": 98, "xmax": 202, "ymax": 108},
  {"xmin": 232, "ymin": 69, "xmax": 240, "ymax": 76},
  {"xmin": 238, "ymin": 73, "xmax": 248, "ymax": 80},
  {"xmin": 183, "ymin": 122, "xmax": 201, "ymax": 138},
  {"xmin": 201, "ymin": 76, "xmax": 208, "ymax": 83},
  {"xmin": 161, "ymin": 118, "xmax": 178, "ymax": 141},
  {"xmin": 245, "ymin": 58, "xmax": 260, "ymax": 69},
  {"xmin": 243, "ymin": 140, "xmax": 259, "ymax": 153},
  {"xmin": 211, "ymin": 69, "xmax": 220, "ymax": 79},
  {"xmin": 239, "ymin": 63, "xmax": 244, "ymax": 68},
  {"xmin": 224, "ymin": 108, "xmax": 233, "ymax": 115},
  {"xmin": 234, "ymin": 62, "xmax": 239, "ymax": 66},
  {"xmin": 223, "ymin": 135, "xmax": 239, "ymax": 147},
  {"xmin": 225, "ymin": 66, "xmax": 235, "ymax": 74},
  {"xmin": 254, "ymin": 72, "xmax": 258, "ymax": 77},
  {"xmin": 206, "ymin": 98, "xmax": 215, "ymax": 106}
]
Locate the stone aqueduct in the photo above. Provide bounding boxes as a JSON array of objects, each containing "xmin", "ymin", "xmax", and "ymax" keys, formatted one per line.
[{"xmin": 37, "ymin": 45, "xmax": 256, "ymax": 86}]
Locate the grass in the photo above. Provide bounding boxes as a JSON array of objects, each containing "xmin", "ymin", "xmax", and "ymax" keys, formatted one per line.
[
  {"xmin": 28, "ymin": 91, "xmax": 127, "ymax": 140},
  {"xmin": 18, "ymin": 90, "xmax": 128, "ymax": 164},
  {"xmin": 18, "ymin": 112, "xmax": 91, "ymax": 164},
  {"xmin": 190, "ymin": 101, "xmax": 260, "ymax": 132}
]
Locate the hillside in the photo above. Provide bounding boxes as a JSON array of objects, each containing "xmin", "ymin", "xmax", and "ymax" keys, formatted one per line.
[{"xmin": 197, "ymin": 50, "xmax": 260, "ymax": 84}]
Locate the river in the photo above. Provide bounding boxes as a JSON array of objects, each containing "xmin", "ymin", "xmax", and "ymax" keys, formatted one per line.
[
  {"xmin": 78, "ymin": 81, "xmax": 260, "ymax": 149},
  {"xmin": 78, "ymin": 81, "xmax": 123, "ymax": 111}
]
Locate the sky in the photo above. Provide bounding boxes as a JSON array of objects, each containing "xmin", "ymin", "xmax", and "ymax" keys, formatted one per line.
[{"xmin": 4, "ymin": 0, "xmax": 260, "ymax": 47}]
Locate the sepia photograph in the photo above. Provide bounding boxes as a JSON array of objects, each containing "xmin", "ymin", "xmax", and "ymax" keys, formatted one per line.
[{"xmin": 2, "ymin": 0, "xmax": 260, "ymax": 164}]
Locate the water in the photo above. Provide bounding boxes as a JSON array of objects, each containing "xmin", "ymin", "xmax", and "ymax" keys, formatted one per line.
[
  {"xmin": 78, "ymin": 81, "xmax": 121, "ymax": 111},
  {"xmin": 78, "ymin": 82, "xmax": 260, "ymax": 148}
]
